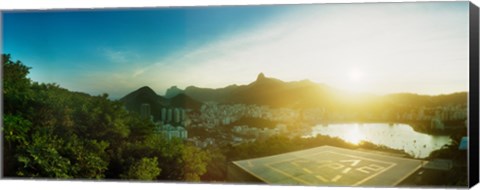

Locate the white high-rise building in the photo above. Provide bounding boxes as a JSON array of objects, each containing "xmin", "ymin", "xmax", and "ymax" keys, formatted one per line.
[
  {"xmin": 174, "ymin": 108, "xmax": 180, "ymax": 123},
  {"xmin": 161, "ymin": 107, "xmax": 167, "ymax": 122},
  {"xmin": 157, "ymin": 124, "xmax": 188, "ymax": 140},
  {"xmin": 180, "ymin": 109, "xmax": 186, "ymax": 121},
  {"xmin": 140, "ymin": 103, "xmax": 151, "ymax": 119},
  {"xmin": 178, "ymin": 126, "xmax": 188, "ymax": 139},
  {"xmin": 167, "ymin": 109, "xmax": 173, "ymax": 122}
]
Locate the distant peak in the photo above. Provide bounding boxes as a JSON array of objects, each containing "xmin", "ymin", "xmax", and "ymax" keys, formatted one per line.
[
  {"xmin": 165, "ymin": 85, "xmax": 185, "ymax": 98},
  {"xmin": 120, "ymin": 86, "xmax": 158, "ymax": 101},
  {"xmin": 136, "ymin": 86, "xmax": 156, "ymax": 94},
  {"xmin": 138, "ymin": 86, "xmax": 154, "ymax": 91},
  {"xmin": 257, "ymin": 72, "xmax": 266, "ymax": 81}
]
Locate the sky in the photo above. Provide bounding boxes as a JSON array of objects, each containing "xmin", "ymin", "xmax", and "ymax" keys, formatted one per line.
[{"xmin": 2, "ymin": 2, "xmax": 470, "ymax": 99}]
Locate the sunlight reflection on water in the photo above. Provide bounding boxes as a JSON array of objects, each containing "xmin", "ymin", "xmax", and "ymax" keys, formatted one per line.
[{"xmin": 304, "ymin": 123, "xmax": 452, "ymax": 158}]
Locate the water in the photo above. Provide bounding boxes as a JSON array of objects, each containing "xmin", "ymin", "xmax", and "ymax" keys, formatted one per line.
[{"xmin": 304, "ymin": 123, "xmax": 452, "ymax": 158}]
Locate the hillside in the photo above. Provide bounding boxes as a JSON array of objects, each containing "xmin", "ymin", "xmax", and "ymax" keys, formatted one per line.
[
  {"xmin": 120, "ymin": 86, "xmax": 201, "ymax": 120},
  {"xmin": 121, "ymin": 73, "xmax": 468, "ymax": 117},
  {"xmin": 120, "ymin": 86, "xmax": 167, "ymax": 119}
]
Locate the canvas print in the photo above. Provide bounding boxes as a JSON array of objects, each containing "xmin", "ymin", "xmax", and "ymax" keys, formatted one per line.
[{"xmin": 1, "ymin": 1, "xmax": 476, "ymax": 188}]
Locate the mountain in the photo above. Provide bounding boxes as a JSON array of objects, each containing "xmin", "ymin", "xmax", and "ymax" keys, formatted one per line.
[
  {"xmin": 225, "ymin": 73, "xmax": 334, "ymax": 108},
  {"xmin": 181, "ymin": 73, "xmax": 281, "ymax": 103},
  {"xmin": 169, "ymin": 93, "xmax": 202, "ymax": 110},
  {"xmin": 382, "ymin": 92, "xmax": 468, "ymax": 108},
  {"xmin": 120, "ymin": 86, "xmax": 167, "ymax": 120},
  {"xmin": 184, "ymin": 84, "xmax": 239, "ymax": 102},
  {"xmin": 120, "ymin": 86, "xmax": 202, "ymax": 120},
  {"xmin": 185, "ymin": 73, "xmax": 466, "ymax": 109},
  {"xmin": 182, "ymin": 73, "xmax": 339, "ymax": 108},
  {"xmin": 120, "ymin": 73, "xmax": 468, "ymax": 118},
  {"xmin": 165, "ymin": 86, "xmax": 184, "ymax": 98}
]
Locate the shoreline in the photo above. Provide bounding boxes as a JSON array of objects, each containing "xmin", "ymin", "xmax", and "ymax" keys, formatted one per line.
[{"xmin": 301, "ymin": 122, "xmax": 455, "ymax": 159}]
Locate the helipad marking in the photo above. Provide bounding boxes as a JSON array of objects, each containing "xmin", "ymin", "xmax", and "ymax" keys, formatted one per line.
[
  {"xmin": 353, "ymin": 163, "xmax": 397, "ymax": 186},
  {"xmin": 340, "ymin": 159, "xmax": 361, "ymax": 166},
  {"xmin": 266, "ymin": 163, "xmax": 312, "ymax": 184},
  {"xmin": 324, "ymin": 151, "xmax": 398, "ymax": 186},
  {"xmin": 315, "ymin": 175, "xmax": 328, "ymax": 182},
  {"xmin": 326, "ymin": 163, "xmax": 344, "ymax": 170},
  {"xmin": 342, "ymin": 167, "xmax": 352, "ymax": 174},
  {"xmin": 264, "ymin": 150, "xmax": 397, "ymax": 186},
  {"xmin": 232, "ymin": 146, "xmax": 422, "ymax": 186},
  {"xmin": 292, "ymin": 160, "xmax": 310, "ymax": 167},
  {"xmin": 331, "ymin": 175, "xmax": 342, "ymax": 182},
  {"xmin": 303, "ymin": 168, "xmax": 313, "ymax": 174}
]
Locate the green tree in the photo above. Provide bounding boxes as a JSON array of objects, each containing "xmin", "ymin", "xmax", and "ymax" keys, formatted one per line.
[
  {"xmin": 182, "ymin": 145, "xmax": 211, "ymax": 182},
  {"xmin": 127, "ymin": 113, "xmax": 155, "ymax": 142},
  {"xmin": 2, "ymin": 54, "xmax": 33, "ymax": 116},
  {"xmin": 3, "ymin": 114, "xmax": 32, "ymax": 176},
  {"xmin": 201, "ymin": 147, "xmax": 227, "ymax": 182},
  {"xmin": 121, "ymin": 157, "xmax": 161, "ymax": 180},
  {"xmin": 15, "ymin": 130, "xmax": 72, "ymax": 178},
  {"xmin": 138, "ymin": 135, "xmax": 185, "ymax": 180},
  {"xmin": 2, "ymin": 54, "xmax": 212, "ymax": 182},
  {"xmin": 64, "ymin": 135, "xmax": 109, "ymax": 179}
]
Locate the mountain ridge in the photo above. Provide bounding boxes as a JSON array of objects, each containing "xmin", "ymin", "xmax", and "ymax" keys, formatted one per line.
[{"xmin": 120, "ymin": 73, "xmax": 468, "ymax": 116}]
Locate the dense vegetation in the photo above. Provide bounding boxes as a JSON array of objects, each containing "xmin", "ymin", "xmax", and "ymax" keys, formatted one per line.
[{"xmin": 2, "ymin": 54, "xmax": 210, "ymax": 181}]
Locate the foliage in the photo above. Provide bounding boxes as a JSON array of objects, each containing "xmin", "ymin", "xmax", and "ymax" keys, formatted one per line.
[
  {"xmin": 181, "ymin": 145, "xmax": 211, "ymax": 181},
  {"xmin": 15, "ymin": 130, "xmax": 72, "ymax": 178},
  {"xmin": 2, "ymin": 54, "xmax": 33, "ymax": 116},
  {"xmin": 121, "ymin": 157, "xmax": 161, "ymax": 180},
  {"xmin": 2, "ymin": 54, "xmax": 211, "ymax": 181},
  {"xmin": 201, "ymin": 147, "xmax": 227, "ymax": 182}
]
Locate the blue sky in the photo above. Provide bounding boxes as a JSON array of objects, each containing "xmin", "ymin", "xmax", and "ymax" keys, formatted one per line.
[{"xmin": 2, "ymin": 2, "xmax": 469, "ymax": 99}]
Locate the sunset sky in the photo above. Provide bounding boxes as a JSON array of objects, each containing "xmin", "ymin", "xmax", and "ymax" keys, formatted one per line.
[{"xmin": 3, "ymin": 2, "xmax": 469, "ymax": 99}]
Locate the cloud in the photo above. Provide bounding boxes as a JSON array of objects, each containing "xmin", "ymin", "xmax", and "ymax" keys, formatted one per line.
[
  {"xmin": 132, "ymin": 68, "xmax": 147, "ymax": 78},
  {"xmin": 85, "ymin": 2, "xmax": 468, "ymax": 98},
  {"xmin": 132, "ymin": 3, "xmax": 468, "ymax": 96},
  {"xmin": 101, "ymin": 47, "xmax": 140, "ymax": 64}
]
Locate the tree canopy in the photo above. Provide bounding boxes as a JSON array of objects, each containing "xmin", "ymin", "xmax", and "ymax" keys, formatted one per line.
[{"xmin": 2, "ymin": 54, "xmax": 210, "ymax": 181}]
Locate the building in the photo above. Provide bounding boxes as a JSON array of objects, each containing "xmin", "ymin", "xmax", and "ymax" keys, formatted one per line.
[
  {"xmin": 167, "ymin": 109, "xmax": 173, "ymax": 122},
  {"xmin": 174, "ymin": 108, "xmax": 180, "ymax": 123},
  {"xmin": 223, "ymin": 117, "xmax": 231, "ymax": 125},
  {"xmin": 140, "ymin": 103, "xmax": 151, "ymax": 119},
  {"xmin": 180, "ymin": 109, "xmax": 186, "ymax": 121},
  {"xmin": 155, "ymin": 123, "xmax": 188, "ymax": 140},
  {"xmin": 161, "ymin": 107, "xmax": 167, "ymax": 122}
]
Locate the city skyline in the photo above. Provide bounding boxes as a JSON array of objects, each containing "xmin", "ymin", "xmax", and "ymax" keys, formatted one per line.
[{"xmin": 3, "ymin": 2, "xmax": 469, "ymax": 99}]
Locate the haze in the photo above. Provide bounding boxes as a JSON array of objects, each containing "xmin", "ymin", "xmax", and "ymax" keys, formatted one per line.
[{"xmin": 2, "ymin": 2, "xmax": 469, "ymax": 99}]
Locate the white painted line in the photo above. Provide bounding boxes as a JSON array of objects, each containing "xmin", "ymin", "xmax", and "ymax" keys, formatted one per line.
[
  {"xmin": 342, "ymin": 167, "xmax": 352, "ymax": 174},
  {"xmin": 356, "ymin": 167, "xmax": 371, "ymax": 174},
  {"xmin": 303, "ymin": 168, "xmax": 313, "ymax": 174},
  {"xmin": 340, "ymin": 159, "xmax": 361, "ymax": 166},
  {"xmin": 315, "ymin": 175, "xmax": 329, "ymax": 182},
  {"xmin": 331, "ymin": 175, "xmax": 342, "ymax": 182}
]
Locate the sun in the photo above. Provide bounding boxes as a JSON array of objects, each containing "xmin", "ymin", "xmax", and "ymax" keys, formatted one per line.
[
  {"xmin": 343, "ymin": 68, "xmax": 371, "ymax": 93},
  {"xmin": 348, "ymin": 69, "xmax": 364, "ymax": 82},
  {"xmin": 331, "ymin": 68, "xmax": 370, "ymax": 93}
]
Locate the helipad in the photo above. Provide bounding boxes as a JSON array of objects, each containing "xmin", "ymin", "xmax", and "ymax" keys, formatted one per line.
[{"xmin": 231, "ymin": 146, "xmax": 423, "ymax": 186}]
